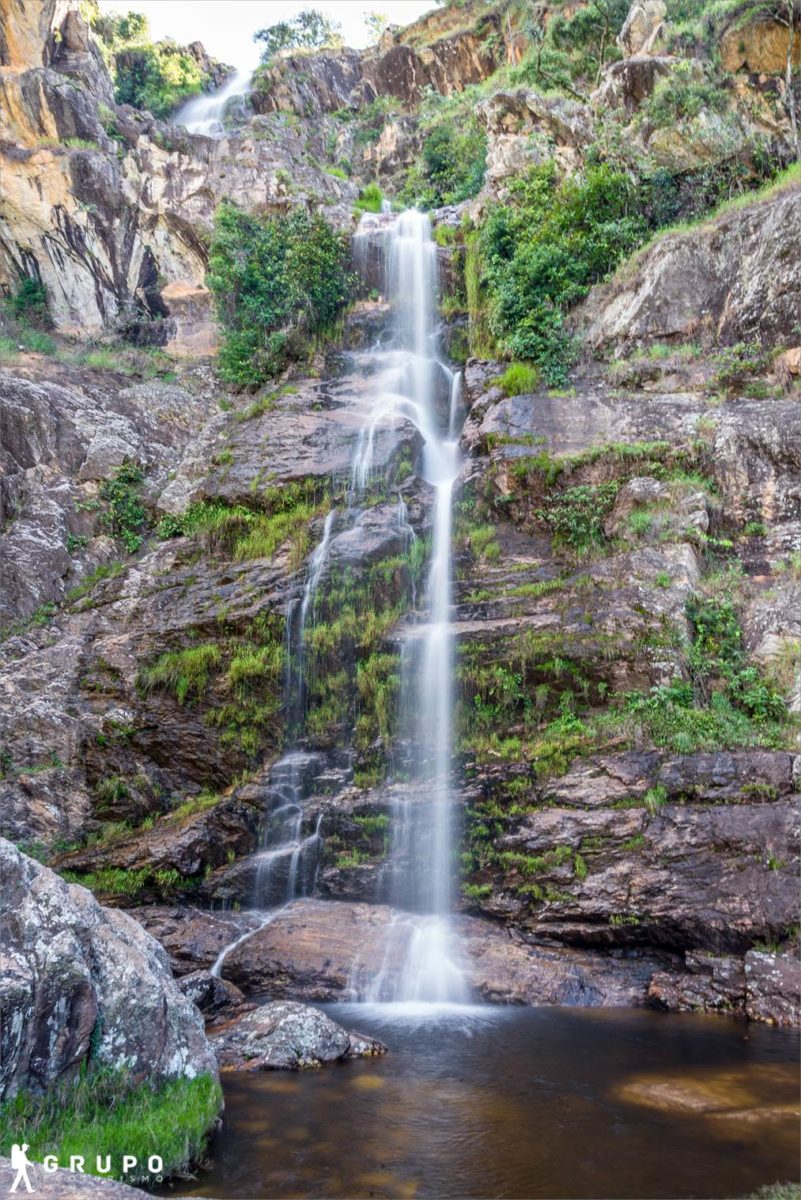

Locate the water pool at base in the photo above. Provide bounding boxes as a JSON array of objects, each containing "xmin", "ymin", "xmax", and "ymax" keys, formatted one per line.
[{"xmin": 170, "ymin": 1005, "xmax": 799, "ymax": 1199}]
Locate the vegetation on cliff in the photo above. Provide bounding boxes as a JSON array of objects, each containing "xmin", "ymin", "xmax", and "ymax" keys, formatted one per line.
[{"xmin": 207, "ymin": 204, "xmax": 352, "ymax": 386}]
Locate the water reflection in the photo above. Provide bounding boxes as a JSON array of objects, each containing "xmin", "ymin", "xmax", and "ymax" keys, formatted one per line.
[{"xmin": 167, "ymin": 1007, "xmax": 799, "ymax": 1200}]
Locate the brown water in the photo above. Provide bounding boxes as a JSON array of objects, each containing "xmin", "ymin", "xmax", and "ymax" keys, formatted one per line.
[{"xmin": 170, "ymin": 1005, "xmax": 799, "ymax": 1200}]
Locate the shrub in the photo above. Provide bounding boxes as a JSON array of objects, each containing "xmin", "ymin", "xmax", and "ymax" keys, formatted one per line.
[
  {"xmin": 99, "ymin": 464, "xmax": 147, "ymax": 553},
  {"xmin": 478, "ymin": 163, "xmax": 647, "ymax": 383},
  {"xmin": 113, "ymin": 43, "xmax": 204, "ymax": 118},
  {"xmin": 537, "ymin": 483, "xmax": 619, "ymax": 553},
  {"xmin": 207, "ymin": 202, "xmax": 352, "ymax": 386},
  {"xmin": 398, "ymin": 115, "xmax": 487, "ymax": 208},
  {"xmin": 353, "ymin": 182, "xmax": 384, "ymax": 214},
  {"xmin": 6, "ymin": 277, "xmax": 50, "ymax": 327},
  {"xmin": 642, "ymin": 60, "xmax": 729, "ymax": 127},
  {"xmin": 497, "ymin": 362, "xmax": 540, "ymax": 396},
  {"xmin": 0, "ymin": 1069, "xmax": 221, "ymax": 1185}
]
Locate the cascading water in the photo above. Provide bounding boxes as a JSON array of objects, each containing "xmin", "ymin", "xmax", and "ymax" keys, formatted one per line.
[
  {"xmin": 350, "ymin": 210, "xmax": 469, "ymax": 1004},
  {"xmin": 175, "ymin": 69, "xmax": 252, "ymax": 135}
]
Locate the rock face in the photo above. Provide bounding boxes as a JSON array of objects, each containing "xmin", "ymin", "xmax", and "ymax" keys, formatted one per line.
[
  {"xmin": 617, "ymin": 1, "xmax": 667, "ymax": 56},
  {"xmin": 579, "ymin": 185, "xmax": 801, "ymax": 352},
  {"xmin": 210, "ymin": 1000, "xmax": 386, "ymax": 1070},
  {"xmin": 0, "ymin": 839, "xmax": 218, "ymax": 1099},
  {"xmin": 0, "ymin": 4, "xmax": 356, "ymax": 340},
  {"xmin": 720, "ymin": 15, "xmax": 801, "ymax": 74},
  {"xmin": 194, "ymin": 898, "xmax": 672, "ymax": 1008}
]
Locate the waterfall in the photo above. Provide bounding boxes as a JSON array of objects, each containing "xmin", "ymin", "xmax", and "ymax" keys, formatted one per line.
[
  {"xmin": 175, "ymin": 69, "xmax": 252, "ymax": 136},
  {"xmin": 351, "ymin": 210, "xmax": 469, "ymax": 1004}
]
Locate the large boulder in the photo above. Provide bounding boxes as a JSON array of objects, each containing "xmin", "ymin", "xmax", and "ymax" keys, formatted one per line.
[
  {"xmin": 0, "ymin": 839, "xmax": 218, "ymax": 1099},
  {"xmin": 210, "ymin": 1000, "xmax": 386, "ymax": 1070},
  {"xmin": 617, "ymin": 1, "xmax": 667, "ymax": 56}
]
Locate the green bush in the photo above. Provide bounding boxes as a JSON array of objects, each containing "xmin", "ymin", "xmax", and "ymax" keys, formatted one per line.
[
  {"xmin": 6, "ymin": 277, "xmax": 50, "ymax": 326},
  {"xmin": 207, "ymin": 202, "xmax": 352, "ymax": 386},
  {"xmin": 398, "ymin": 116, "xmax": 487, "ymax": 208},
  {"xmin": 100, "ymin": 464, "xmax": 147, "ymax": 554},
  {"xmin": 100, "ymin": 471, "xmax": 144, "ymax": 543},
  {"xmin": 536, "ymin": 483, "xmax": 619, "ymax": 553},
  {"xmin": 0, "ymin": 1069, "xmax": 221, "ymax": 1185},
  {"xmin": 114, "ymin": 42, "xmax": 204, "ymax": 118},
  {"xmin": 353, "ymin": 182, "xmax": 384, "ymax": 213},
  {"xmin": 478, "ymin": 162, "xmax": 647, "ymax": 383},
  {"xmin": 642, "ymin": 60, "xmax": 729, "ymax": 127}
]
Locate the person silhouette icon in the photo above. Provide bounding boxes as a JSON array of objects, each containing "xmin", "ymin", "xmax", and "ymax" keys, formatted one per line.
[{"xmin": 9, "ymin": 1144, "xmax": 34, "ymax": 1193}]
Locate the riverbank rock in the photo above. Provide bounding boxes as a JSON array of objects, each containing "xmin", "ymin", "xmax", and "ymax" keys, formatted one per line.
[
  {"xmin": 211, "ymin": 1000, "xmax": 386, "ymax": 1070},
  {"xmin": 0, "ymin": 840, "xmax": 218, "ymax": 1099}
]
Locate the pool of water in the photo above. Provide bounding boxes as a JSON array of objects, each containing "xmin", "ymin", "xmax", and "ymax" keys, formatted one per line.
[{"xmin": 171, "ymin": 1005, "xmax": 799, "ymax": 1199}]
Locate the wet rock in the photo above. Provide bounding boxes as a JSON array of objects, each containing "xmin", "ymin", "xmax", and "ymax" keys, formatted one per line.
[
  {"xmin": 215, "ymin": 897, "xmax": 671, "ymax": 1007},
  {"xmin": 648, "ymin": 951, "xmax": 747, "ymax": 1015},
  {"xmin": 0, "ymin": 839, "xmax": 218, "ymax": 1099},
  {"xmin": 210, "ymin": 1000, "xmax": 386, "ymax": 1070},
  {"xmin": 744, "ymin": 950, "xmax": 801, "ymax": 1026},
  {"xmin": 177, "ymin": 970, "xmax": 250, "ymax": 1019},
  {"xmin": 131, "ymin": 906, "xmax": 265, "ymax": 976}
]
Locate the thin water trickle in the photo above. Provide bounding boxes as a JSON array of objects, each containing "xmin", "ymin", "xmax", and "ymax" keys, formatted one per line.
[{"xmin": 175, "ymin": 70, "xmax": 252, "ymax": 136}]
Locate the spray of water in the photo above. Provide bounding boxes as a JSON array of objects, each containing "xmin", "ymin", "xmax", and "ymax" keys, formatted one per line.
[{"xmin": 175, "ymin": 69, "xmax": 252, "ymax": 136}]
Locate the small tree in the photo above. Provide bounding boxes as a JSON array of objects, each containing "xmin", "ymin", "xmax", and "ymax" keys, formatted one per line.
[
  {"xmin": 364, "ymin": 12, "xmax": 389, "ymax": 46},
  {"xmin": 255, "ymin": 8, "xmax": 343, "ymax": 62}
]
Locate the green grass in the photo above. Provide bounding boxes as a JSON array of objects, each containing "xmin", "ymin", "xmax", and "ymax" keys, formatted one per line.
[
  {"xmin": 496, "ymin": 362, "xmax": 541, "ymax": 396},
  {"xmin": 139, "ymin": 643, "xmax": 222, "ymax": 705},
  {"xmin": 0, "ymin": 1069, "xmax": 221, "ymax": 1185}
]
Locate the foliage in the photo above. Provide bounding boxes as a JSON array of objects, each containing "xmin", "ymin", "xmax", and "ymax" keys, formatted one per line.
[
  {"xmin": 536, "ymin": 483, "xmax": 619, "ymax": 553},
  {"xmin": 642, "ymin": 60, "xmax": 729, "ymax": 127},
  {"xmin": 477, "ymin": 163, "xmax": 647, "ymax": 382},
  {"xmin": 496, "ymin": 362, "xmax": 540, "ymax": 396},
  {"xmin": 113, "ymin": 41, "xmax": 204, "ymax": 117},
  {"xmin": 353, "ymin": 182, "xmax": 384, "ymax": 214},
  {"xmin": 207, "ymin": 202, "xmax": 351, "ymax": 386},
  {"xmin": 686, "ymin": 595, "xmax": 786, "ymax": 720},
  {"xmin": 139, "ymin": 643, "xmax": 222, "ymax": 705},
  {"xmin": 255, "ymin": 8, "xmax": 342, "ymax": 61},
  {"xmin": 398, "ymin": 115, "xmax": 487, "ymax": 208},
  {"xmin": 99, "ymin": 464, "xmax": 146, "ymax": 553},
  {"xmin": 0, "ymin": 1069, "xmax": 221, "ymax": 1185},
  {"xmin": 5, "ymin": 277, "xmax": 50, "ymax": 327}
]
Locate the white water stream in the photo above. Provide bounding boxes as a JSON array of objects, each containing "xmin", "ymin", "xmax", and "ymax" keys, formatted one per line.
[
  {"xmin": 211, "ymin": 210, "xmax": 468, "ymax": 1002},
  {"xmin": 349, "ymin": 210, "xmax": 469, "ymax": 1003},
  {"xmin": 175, "ymin": 69, "xmax": 252, "ymax": 136}
]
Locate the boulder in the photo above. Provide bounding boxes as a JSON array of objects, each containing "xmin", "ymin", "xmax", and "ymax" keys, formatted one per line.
[
  {"xmin": 720, "ymin": 17, "xmax": 801, "ymax": 74},
  {"xmin": 177, "ymin": 970, "xmax": 249, "ymax": 1019},
  {"xmin": 617, "ymin": 1, "xmax": 667, "ymax": 56},
  {"xmin": 0, "ymin": 839, "xmax": 218, "ymax": 1100},
  {"xmin": 210, "ymin": 1000, "xmax": 386, "ymax": 1070}
]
